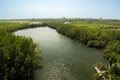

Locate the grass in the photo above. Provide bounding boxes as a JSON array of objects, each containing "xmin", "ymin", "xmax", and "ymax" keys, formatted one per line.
[{"xmin": 70, "ymin": 20, "xmax": 120, "ymax": 30}]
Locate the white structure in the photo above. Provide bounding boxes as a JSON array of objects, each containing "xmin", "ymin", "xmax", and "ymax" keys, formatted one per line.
[{"xmin": 64, "ymin": 22, "xmax": 71, "ymax": 24}]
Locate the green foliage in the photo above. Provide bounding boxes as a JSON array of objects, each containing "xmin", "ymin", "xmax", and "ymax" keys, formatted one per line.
[
  {"xmin": 0, "ymin": 22, "xmax": 29, "ymax": 32},
  {"xmin": 95, "ymin": 62, "xmax": 120, "ymax": 80},
  {"xmin": 95, "ymin": 62, "xmax": 108, "ymax": 71},
  {"xmin": 112, "ymin": 62, "xmax": 120, "ymax": 76},
  {"xmin": 87, "ymin": 40, "xmax": 106, "ymax": 49},
  {"xmin": 104, "ymin": 41, "xmax": 120, "ymax": 63},
  {"xmin": 0, "ymin": 22, "xmax": 41, "ymax": 80}
]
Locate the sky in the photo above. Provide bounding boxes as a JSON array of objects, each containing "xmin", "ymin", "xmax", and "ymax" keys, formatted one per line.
[{"xmin": 0, "ymin": 0, "xmax": 120, "ymax": 19}]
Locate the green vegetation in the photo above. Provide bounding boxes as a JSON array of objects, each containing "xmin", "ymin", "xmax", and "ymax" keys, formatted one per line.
[
  {"xmin": 94, "ymin": 62, "xmax": 120, "ymax": 80},
  {"xmin": 0, "ymin": 22, "xmax": 28, "ymax": 32},
  {"xmin": 0, "ymin": 21, "xmax": 46, "ymax": 32},
  {"xmin": 0, "ymin": 22, "xmax": 41, "ymax": 80}
]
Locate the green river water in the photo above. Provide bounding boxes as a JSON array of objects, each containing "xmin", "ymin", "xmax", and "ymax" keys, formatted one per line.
[{"xmin": 15, "ymin": 27, "xmax": 107, "ymax": 80}]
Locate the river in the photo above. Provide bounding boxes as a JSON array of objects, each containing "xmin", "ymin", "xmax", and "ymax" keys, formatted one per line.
[{"xmin": 14, "ymin": 27, "xmax": 107, "ymax": 80}]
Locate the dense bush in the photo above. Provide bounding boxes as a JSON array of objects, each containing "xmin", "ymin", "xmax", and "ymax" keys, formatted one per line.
[
  {"xmin": 0, "ymin": 22, "xmax": 41, "ymax": 80},
  {"xmin": 0, "ymin": 22, "xmax": 29, "ymax": 32},
  {"xmin": 87, "ymin": 40, "xmax": 106, "ymax": 48},
  {"xmin": 113, "ymin": 62, "xmax": 120, "ymax": 76},
  {"xmin": 104, "ymin": 41, "xmax": 120, "ymax": 63},
  {"xmin": 0, "ymin": 31, "xmax": 41, "ymax": 80}
]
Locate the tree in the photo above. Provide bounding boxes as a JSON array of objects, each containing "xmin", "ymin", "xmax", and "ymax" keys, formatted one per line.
[{"xmin": 0, "ymin": 31, "xmax": 41, "ymax": 80}]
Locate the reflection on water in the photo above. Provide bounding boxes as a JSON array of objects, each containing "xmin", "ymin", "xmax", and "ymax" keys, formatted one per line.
[{"xmin": 15, "ymin": 27, "xmax": 107, "ymax": 80}]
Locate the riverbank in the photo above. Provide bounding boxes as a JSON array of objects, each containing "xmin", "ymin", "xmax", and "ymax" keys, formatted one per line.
[{"xmin": 46, "ymin": 21, "xmax": 120, "ymax": 56}]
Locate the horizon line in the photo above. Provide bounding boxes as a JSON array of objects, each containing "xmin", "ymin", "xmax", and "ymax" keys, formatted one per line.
[{"xmin": 0, "ymin": 17, "xmax": 120, "ymax": 20}]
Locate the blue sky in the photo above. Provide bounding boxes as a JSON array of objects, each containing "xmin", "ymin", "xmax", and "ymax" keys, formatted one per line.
[{"xmin": 0, "ymin": 0, "xmax": 120, "ymax": 19}]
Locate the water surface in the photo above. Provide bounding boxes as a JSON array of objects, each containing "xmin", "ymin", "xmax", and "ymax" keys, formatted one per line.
[{"xmin": 15, "ymin": 27, "xmax": 107, "ymax": 80}]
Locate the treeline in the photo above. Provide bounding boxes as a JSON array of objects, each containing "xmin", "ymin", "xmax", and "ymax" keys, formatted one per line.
[
  {"xmin": 0, "ymin": 22, "xmax": 28, "ymax": 32},
  {"xmin": 0, "ymin": 22, "xmax": 42, "ymax": 80},
  {"xmin": 0, "ymin": 22, "xmax": 46, "ymax": 32},
  {"xmin": 46, "ymin": 21, "xmax": 120, "ymax": 77}
]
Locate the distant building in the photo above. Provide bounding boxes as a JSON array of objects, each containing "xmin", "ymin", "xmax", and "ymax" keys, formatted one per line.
[
  {"xmin": 64, "ymin": 22, "xmax": 71, "ymax": 24},
  {"xmin": 29, "ymin": 21, "xmax": 42, "ymax": 25}
]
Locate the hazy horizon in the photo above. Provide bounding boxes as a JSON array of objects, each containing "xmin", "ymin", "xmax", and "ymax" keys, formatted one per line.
[{"xmin": 0, "ymin": 0, "xmax": 120, "ymax": 19}]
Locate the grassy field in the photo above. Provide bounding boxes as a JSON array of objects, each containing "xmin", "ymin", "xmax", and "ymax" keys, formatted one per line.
[
  {"xmin": 69, "ymin": 20, "xmax": 120, "ymax": 29},
  {"xmin": 0, "ymin": 22, "xmax": 28, "ymax": 31}
]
